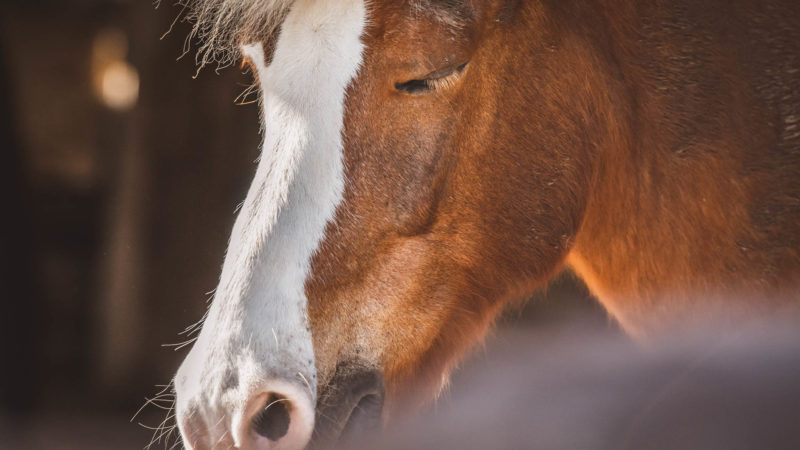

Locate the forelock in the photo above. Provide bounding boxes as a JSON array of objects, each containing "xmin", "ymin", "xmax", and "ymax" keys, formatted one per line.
[{"xmin": 176, "ymin": 0, "xmax": 296, "ymax": 70}]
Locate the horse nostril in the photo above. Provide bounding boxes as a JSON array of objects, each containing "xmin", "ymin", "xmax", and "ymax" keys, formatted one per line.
[
  {"xmin": 252, "ymin": 393, "xmax": 292, "ymax": 441},
  {"xmin": 238, "ymin": 382, "xmax": 315, "ymax": 449}
]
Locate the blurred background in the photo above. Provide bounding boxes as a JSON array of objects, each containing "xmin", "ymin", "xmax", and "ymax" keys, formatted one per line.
[
  {"xmin": 0, "ymin": 1, "xmax": 605, "ymax": 448},
  {"xmin": 1, "ymin": 0, "xmax": 280, "ymax": 447}
]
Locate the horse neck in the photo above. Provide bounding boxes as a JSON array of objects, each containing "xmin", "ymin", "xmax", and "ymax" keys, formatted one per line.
[{"xmin": 566, "ymin": 0, "xmax": 800, "ymax": 333}]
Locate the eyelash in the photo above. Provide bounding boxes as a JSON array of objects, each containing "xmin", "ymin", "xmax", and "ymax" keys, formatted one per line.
[{"xmin": 395, "ymin": 62, "xmax": 469, "ymax": 94}]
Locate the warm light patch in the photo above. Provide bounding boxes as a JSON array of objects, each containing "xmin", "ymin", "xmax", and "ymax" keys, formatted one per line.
[
  {"xmin": 100, "ymin": 61, "xmax": 139, "ymax": 111},
  {"xmin": 91, "ymin": 29, "xmax": 140, "ymax": 111}
]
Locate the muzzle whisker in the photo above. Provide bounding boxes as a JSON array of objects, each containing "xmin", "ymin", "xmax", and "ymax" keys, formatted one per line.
[
  {"xmin": 296, "ymin": 371, "xmax": 313, "ymax": 397},
  {"xmin": 146, "ymin": 413, "xmax": 177, "ymax": 450},
  {"xmin": 132, "ymin": 383, "xmax": 176, "ymax": 422},
  {"xmin": 140, "ymin": 382, "xmax": 177, "ymax": 450},
  {"xmin": 180, "ymin": 309, "xmax": 209, "ymax": 336},
  {"xmin": 161, "ymin": 336, "xmax": 199, "ymax": 352},
  {"xmin": 215, "ymin": 429, "xmax": 230, "ymax": 446},
  {"xmin": 167, "ymin": 431, "xmax": 186, "ymax": 450},
  {"xmin": 161, "ymin": 424, "xmax": 180, "ymax": 450}
]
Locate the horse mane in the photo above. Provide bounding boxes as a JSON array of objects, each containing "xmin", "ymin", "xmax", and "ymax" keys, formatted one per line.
[{"xmin": 175, "ymin": 0, "xmax": 296, "ymax": 70}]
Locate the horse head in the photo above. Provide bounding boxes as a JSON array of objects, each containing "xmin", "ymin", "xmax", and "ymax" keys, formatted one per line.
[{"xmin": 171, "ymin": 0, "xmax": 800, "ymax": 448}]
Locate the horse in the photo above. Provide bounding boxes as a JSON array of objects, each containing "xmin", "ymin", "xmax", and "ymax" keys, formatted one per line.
[{"xmin": 170, "ymin": 0, "xmax": 800, "ymax": 448}]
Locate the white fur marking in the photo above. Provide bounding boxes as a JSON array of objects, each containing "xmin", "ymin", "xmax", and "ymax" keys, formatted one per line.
[{"xmin": 175, "ymin": 0, "xmax": 366, "ymax": 447}]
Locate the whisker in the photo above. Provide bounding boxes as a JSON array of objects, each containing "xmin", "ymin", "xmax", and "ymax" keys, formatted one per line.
[
  {"xmin": 145, "ymin": 422, "xmax": 175, "ymax": 449},
  {"xmin": 215, "ymin": 430, "xmax": 230, "ymax": 446},
  {"xmin": 148, "ymin": 414, "xmax": 177, "ymax": 448},
  {"xmin": 132, "ymin": 382, "xmax": 176, "ymax": 422},
  {"xmin": 161, "ymin": 337, "xmax": 199, "ymax": 351},
  {"xmin": 180, "ymin": 310, "xmax": 209, "ymax": 336},
  {"xmin": 135, "ymin": 380, "xmax": 179, "ymax": 450},
  {"xmin": 297, "ymin": 371, "xmax": 314, "ymax": 397}
]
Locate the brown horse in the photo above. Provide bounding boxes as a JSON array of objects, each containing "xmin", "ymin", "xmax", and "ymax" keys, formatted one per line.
[{"xmin": 171, "ymin": 0, "xmax": 800, "ymax": 448}]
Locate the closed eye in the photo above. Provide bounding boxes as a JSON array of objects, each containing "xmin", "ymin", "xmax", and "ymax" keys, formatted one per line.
[{"xmin": 395, "ymin": 62, "xmax": 469, "ymax": 95}]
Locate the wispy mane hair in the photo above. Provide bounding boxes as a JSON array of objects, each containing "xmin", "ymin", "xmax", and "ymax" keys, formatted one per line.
[{"xmin": 174, "ymin": 0, "xmax": 296, "ymax": 70}]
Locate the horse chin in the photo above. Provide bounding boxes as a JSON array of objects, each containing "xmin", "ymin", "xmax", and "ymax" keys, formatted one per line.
[{"xmin": 310, "ymin": 366, "xmax": 385, "ymax": 448}]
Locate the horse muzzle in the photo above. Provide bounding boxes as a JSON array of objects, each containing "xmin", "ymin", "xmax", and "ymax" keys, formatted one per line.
[
  {"xmin": 175, "ymin": 368, "xmax": 384, "ymax": 450},
  {"xmin": 175, "ymin": 375, "xmax": 315, "ymax": 450},
  {"xmin": 174, "ymin": 326, "xmax": 317, "ymax": 450}
]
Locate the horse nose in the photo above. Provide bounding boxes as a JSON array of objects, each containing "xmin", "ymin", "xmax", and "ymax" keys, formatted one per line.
[
  {"xmin": 238, "ymin": 382, "xmax": 315, "ymax": 449},
  {"xmin": 177, "ymin": 379, "xmax": 315, "ymax": 450}
]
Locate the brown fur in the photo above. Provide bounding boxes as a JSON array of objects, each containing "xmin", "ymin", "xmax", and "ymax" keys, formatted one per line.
[{"xmin": 295, "ymin": 0, "xmax": 800, "ymax": 424}]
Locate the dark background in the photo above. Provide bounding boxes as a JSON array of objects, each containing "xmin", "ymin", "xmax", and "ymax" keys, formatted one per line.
[
  {"xmin": 0, "ymin": 2, "xmax": 603, "ymax": 448},
  {"xmin": 1, "ymin": 0, "xmax": 289, "ymax": 447}
]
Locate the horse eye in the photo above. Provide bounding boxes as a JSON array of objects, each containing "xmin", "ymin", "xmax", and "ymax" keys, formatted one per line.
[{"xmin": 395, "ymin": 62, "xmax": 469, "ymax": 95}]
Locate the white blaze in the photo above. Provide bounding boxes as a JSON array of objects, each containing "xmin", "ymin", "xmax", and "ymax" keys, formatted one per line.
[{"xmin": 175, "ymin": 0, "xmax": 366, "ymax": 446}]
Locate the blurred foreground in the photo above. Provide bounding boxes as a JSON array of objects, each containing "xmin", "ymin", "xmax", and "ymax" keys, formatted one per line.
[
  {"xmin": 4, "ymin": 308, "xmax": 800, "ymax": 449},
  {"xmin": 358, "ymin": 315, "xmax": 800, "ymax": 450}
]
